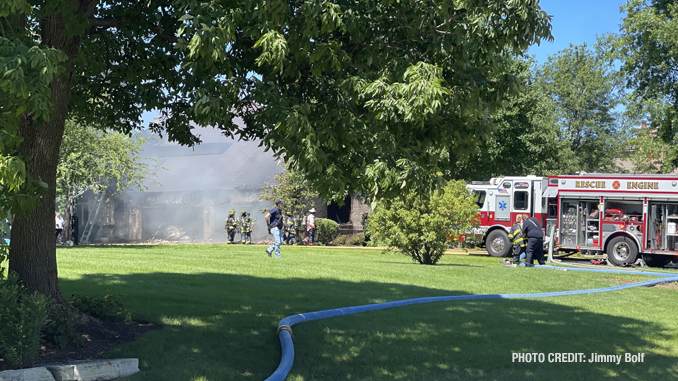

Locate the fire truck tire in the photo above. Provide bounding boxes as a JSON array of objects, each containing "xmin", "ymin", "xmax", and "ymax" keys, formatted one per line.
[
  {"xmin": 486, "ymin": 230, "xmax": 511, "ymax": 257},
  {"xmin": 606, "ymin": 236, "xmax": 638, "ymax": 266}
]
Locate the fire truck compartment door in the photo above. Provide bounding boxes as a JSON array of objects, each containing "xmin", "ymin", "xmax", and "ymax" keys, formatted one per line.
[
  {"xmin": 495, "ymin": 195, "xmax": 511, "ymax": 221},
  {"xmin": 543, "ymin": 187, "xmax": 558, "ymax": 198}
]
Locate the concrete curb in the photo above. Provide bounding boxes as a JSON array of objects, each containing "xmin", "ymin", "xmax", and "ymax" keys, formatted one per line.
[
  {"xmin": 0, "ymin": 358, "xmax": 138, "ymax": 381},
  {"xmin": 0, "ymin": 367, "xmax": 54, "ymax": 381}
]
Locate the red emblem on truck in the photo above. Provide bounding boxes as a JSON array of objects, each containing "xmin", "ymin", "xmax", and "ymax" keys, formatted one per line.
[{"xmin": 612, "ymin": 180, "xmax": 620, "ymax": 190}]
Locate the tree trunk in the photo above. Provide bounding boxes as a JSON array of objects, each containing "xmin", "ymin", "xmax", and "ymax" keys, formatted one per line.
[
  {"xmin": 8, "ymin": 7, "xmax": 82, "ymax": 302},
  {"xmin": 10, "ymin": 109, "xmax": 68, "ymax": 302}
]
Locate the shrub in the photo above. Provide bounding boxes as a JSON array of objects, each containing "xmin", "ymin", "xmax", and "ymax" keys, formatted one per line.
[
  {"xmin": 366, "ymin": 180, "xmax": 479, "ymax": 265},
  {"xmin": 315, "ymin": 218, "xmax": 339, "ymax": 244},
  {"xmin": 43, "ymin": 303, "xmax": 83, "ymax": 349},
  {"xmin": 350, "ymin": 234, "xmax": 366, "ymax": 246},
  {"xmin": 333, "ymin": 235, "xmax": 348, "ymax": 245},
  {"xmin": 71, "ymin": 293, "xmax": 133, "ymax": 323},
  {"xmin": 0, "ymin": 273, "xmax": 49, "ymax": 368}
]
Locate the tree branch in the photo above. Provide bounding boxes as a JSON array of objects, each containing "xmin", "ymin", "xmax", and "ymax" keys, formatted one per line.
[
  {"xmin": 386, "ymin": 12, "xmax": 467, "ymax": 45},
  {"xmin": 89, "ymin": 16, "xmax": 177, "ymax": 43},
  {"xmin": 89, "ymin": 16, "xmax": 130, "ymax": 29},
  {"xmin": 149, "ymin": 24, "xmax": 178, "ymax": 43}
]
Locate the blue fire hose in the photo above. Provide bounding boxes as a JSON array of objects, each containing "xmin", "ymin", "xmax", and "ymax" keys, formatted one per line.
[{"xmin": 265, "ymin": 263, "xmax": 678, "ymax": 380}]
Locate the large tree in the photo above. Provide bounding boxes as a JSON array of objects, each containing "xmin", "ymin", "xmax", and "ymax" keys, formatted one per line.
[
  {"xmin": 619, "ymin": 0, "xmax": 678, "ymax": 171},
  {"xmin": 536, "ymin": 42, "xmax": 628, "ymax": 173},
  {"xmin": 455, "ymin": 57, "xmax": 564, "ymax": 180},
  {"xmin": 1, "ymin": 0, "xmax": 552, "ymax": 298}
]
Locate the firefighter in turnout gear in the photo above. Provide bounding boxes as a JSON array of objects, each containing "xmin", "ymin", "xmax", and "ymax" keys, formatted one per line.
[
  {"xmin": 522, "ymin": 215, "xmax": 545, "ymax": 267},
  {"xmin": 225, "ymin": 209, "xmax": 237, "ymax": 244},
  {"xmin": 238, "ymin": 210, "xmax": 249, "ymax": 244},
  {"xmin": 505, "ymin": 214, "xmax": 526, "ymax": 266},
  {"xmin": 240, "ymin": 211, "xmax": 253, "ymax": 244},
  {"xmin": 284, "ymin": 211, "xmax": 296, "ymax": 245}
]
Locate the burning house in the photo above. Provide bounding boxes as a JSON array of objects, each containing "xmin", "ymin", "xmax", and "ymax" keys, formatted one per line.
[{"xmin": 76, "ymin": 124, "xmax": 370, "ymax": 244}]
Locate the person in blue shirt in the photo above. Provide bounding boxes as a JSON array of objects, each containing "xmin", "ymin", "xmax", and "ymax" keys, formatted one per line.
[{"xmin": 265, "ymin": 199, "xmax": 285, "ymax": 258}]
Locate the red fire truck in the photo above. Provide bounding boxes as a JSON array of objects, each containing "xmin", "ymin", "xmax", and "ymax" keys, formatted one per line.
[
  {"xmin": 468, "ymin": 175, "xmax": 548, "ymax": 257},
  {"xmin": 470, "ymin": 173, "xmax": 678, "ymax": 267}
]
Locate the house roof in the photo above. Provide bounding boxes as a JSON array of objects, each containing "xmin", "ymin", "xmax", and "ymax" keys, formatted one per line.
[{"xmin": 141, "ymin": 121, "xmax": 283, "ymax": 192}]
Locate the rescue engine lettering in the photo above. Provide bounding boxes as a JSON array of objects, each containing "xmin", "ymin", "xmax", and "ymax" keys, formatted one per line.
[
  {"xmin": 627, "ymin": 181, "xmax": 659, "ymax": 190},
  {"xmin": 575, "ymin": 181, "xmax": 606, "ymax": 189}
]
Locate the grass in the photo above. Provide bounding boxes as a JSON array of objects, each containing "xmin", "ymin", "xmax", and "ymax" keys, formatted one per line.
[{"xmin": 54, "ymin": 244, "xmax": 678, "ymax": 381}]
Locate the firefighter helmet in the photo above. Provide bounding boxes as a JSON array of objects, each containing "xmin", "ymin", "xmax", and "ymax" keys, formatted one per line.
[{"xmin": 229, "ymin": 209, "xmax": 235, "ymax": 215}]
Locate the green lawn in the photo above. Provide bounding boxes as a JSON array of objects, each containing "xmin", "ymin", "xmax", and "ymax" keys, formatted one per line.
[{"xmin": 55, "ymin": 245, "xmax": 678, "ymax": 381}]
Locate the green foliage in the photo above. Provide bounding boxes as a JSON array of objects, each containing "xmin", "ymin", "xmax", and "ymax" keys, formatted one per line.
[
  {"xmin": 0, "ymin": 273, "xmax": 49, "ymax": 368},
  {"xmin": 243, "ymin": 0, "xmax": 553, "ymax": 200},
  {"xmin": 333, "ymin": 235, "xmax": 347, "ymax": 245},
  {"xmin": 70, "ymin": 293, "xmax": 133, "ymax": 323},
  {"xmin": 536, "ymin": 41, "xmax": 629, "ymax": 173},
  {"xmin": 349, "ymin": 234, "xmax": 366, "ymax": 246},
  {"xmin": 260, "ymin": 165, "xmax": 318, "ymax": 242},
  {"xmin": 455, "ymin": 57, "xmax": 564, "ymax": 179},
  {"xmin": 57, "ymin": 121, "xmax": 160, "ymax": 200},
  {"xmin": 315, "ymin": 218, "xmax": 339, "ymax": 245},
  {"xmin": 618, "ymin": 0, "xmax": 678, "ymax": 172},
  {"xmin": 627, "ymin": 120, "xmax": 676, "ymax": 173},
  {"xmin": 0, "ymin": 17, "xmax": 65, "ymax": 219},
  {"xmin": 42, "ymin": 303, "xmax": 83, "ymax": 349},
  {"xmin": 367, "ymin": 181, "xmax": 478, "ymax": 265}
]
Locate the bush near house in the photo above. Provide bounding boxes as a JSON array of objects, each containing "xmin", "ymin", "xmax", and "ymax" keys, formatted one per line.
[
  {"xmin": 315, "ymin": 218, "xmax": 340, "ymax": 245},
  {"xmin": 350, "ymin": 234, "xmax": 366, "ymax": 246}
]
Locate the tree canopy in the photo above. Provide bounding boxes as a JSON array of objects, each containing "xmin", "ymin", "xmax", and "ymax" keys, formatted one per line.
[
  {"xmin": 1, "ymin": 0, "xmax": 552, "ymax": 297},
  {"xmin": 57, "ymin": 121, "xmax": 158, "ymax": 204},
  {"xmin": 619, "ymin": 0, "xmax": 678, "ymax": 172},
  {"xmin": 536, "ymin": 42, "xmax": 628, "ymax": 173},
  {"xmin": 455, "ymin": 42, "xmax": 636, "ymax": 180},
  {"xmin": 454, "ymin": 57, "xmax": 563, "ymax": 180},
  {"xmin": 242, "ymin": 1, "xmax": 553, "ymax": 200},
  {"xmin": 259, "ymin": 165, "xmax": 318, "ymax": 219}
]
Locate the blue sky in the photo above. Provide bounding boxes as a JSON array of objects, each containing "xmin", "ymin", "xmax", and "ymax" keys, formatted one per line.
[{"xmin": 528, "ymin": 0, "xmax": 626, "ymax": 64}]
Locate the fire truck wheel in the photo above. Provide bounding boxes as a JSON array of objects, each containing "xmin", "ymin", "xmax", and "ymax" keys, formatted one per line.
[
  {"xmin": 606, "ymin": 236, "xmax": 638, "ymax": 266},
  {"xmin": 486, "ymin": 230, "xmax": 511, "ymax": 257}
]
